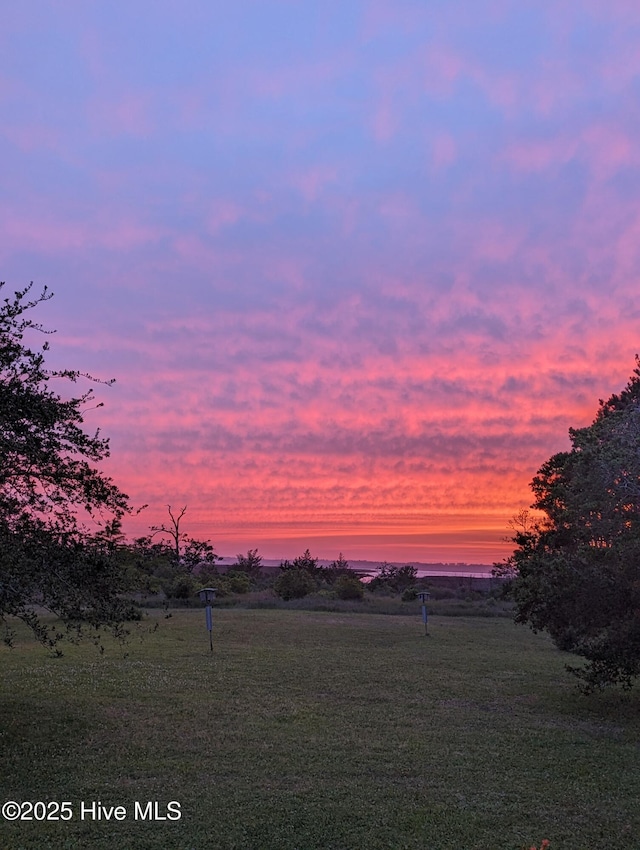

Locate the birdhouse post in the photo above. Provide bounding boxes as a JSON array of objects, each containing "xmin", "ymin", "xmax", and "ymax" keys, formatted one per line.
[
  {"xmin": 197, "ymin": 587, "xmax": 217, "ymax": 651},
  {"xmin": 418, "ymin": 590, "xmax": 431, "ymax": 636}
]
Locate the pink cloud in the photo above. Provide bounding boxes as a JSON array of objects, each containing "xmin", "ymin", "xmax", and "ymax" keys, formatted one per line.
[
  {"xmin": 430, "ymin": 133, "xmax": 456, "ymax": 171},
  {"xmin": 205, "ymin": 202, "xmax": 243, "ymax": 233},
  {"xmin": 423, "ymin": 46, "xmax": 464, "ymax": 97},
  {"xmin": 581, "ymin": 124, "xmax": 636, "ymax": 179},
  {"xmin": 291, "ymin": 165, "xmax": 339, "ymax": 202},
  {"xmin": 372, "ymin": 96, "xmax": 397, "ymax": 143},
  {"xmin": 505, "ymin": 137, "xmax": 578, "ymax": 172},
  {"xmin": 2, "ymin": 123, "xmax": 63, "ymax": 153},
  {"xmin": 0, "ymin": 212, "xmax": 165, "ymax": 256},
  {"xmin": 88, "ymin": 92, "xmax": 153, "ymax": 138}
]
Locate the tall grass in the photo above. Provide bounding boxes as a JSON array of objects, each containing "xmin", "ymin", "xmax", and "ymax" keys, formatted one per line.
[{"xmin": 154, "ymin": 588, "xmax": 515, "ymax": 618}]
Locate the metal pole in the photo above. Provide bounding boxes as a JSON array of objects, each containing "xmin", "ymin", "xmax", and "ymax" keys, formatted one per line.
[
  {"xmin": 206, "ymin": 604, "xmax": 213, "ymax": 652},
  {"xmin": 419, "ymin": 591, "xmax": 430, "ymax": 636}
]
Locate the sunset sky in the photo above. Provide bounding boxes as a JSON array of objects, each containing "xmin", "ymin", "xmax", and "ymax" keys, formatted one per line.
[{"xmin": 2, "ymin": 1, "xmax": 640, "ymax": 563}]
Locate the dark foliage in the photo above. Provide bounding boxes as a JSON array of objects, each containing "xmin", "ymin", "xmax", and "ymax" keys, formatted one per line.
[
  {"xmin": 217, "ymin": 570, "xmax": 252, "ymax": 596},
  {"xmin": 318, "ymin": 552, "xmax": 352, "ymax": 585},
  {"xmin": 278, "ymin": 548, "xmax": 320, "ymax": 574},
  {"xmin": 0, "ymin": 283, "xmax": 131, "ymax": 646},
  {"xmin": 273, "ymin": 568, "xmax": 316, "ymax": 601},
  {"xmin": 334, "ymin": 573, "xmax": 364, "ymax": 600},
  {"xmin": 234, "ymin": 548, "xmax": 263, "ymax": 576},
  {"xmin": 497, "ymin": 358, "xmax": 640, "ymax": 691},
  {"xmin": 368, "ymin": 562, "xmax": 418, "ymax": 594},
  {"xmin": 150, "ymin": 505, "xmax": 221, "ymax": 573}
]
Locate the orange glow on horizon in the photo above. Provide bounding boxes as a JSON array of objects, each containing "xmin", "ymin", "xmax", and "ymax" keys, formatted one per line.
[{"xmin": 87, "ymin": 315, "xmax": 639, "ymax": 565}]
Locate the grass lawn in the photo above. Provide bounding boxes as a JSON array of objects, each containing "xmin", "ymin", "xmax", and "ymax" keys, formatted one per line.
[{"xmin": 1, "ymin": 608, "xmax": 639, "ymax": 849}]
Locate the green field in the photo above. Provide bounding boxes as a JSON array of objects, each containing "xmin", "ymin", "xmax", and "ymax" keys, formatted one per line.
[{"xmin": 1, "ymin": 609, "xmax": 639, "ymax": 850}]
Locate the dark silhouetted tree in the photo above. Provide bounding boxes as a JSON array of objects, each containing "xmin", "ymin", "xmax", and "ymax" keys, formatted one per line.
[
  {"xmin": 150, "ymin": 505, "xmax": 220, "ymax": 574},
  {"xmin": 0, "ymin": 283, "xmax": 131, "ymax": 646},
  {"xmin": 234, "ymin": 548, "xmax": 263, "ymax": 576},
  {"xmin": 319, "ymin": 552, "xmax": 351, "ymax": 585},
  {"xmin": 498, "ymin": 359, "xmax": 640, "ymax": 691},
  {"xmin": 368, "ymin": 562, "xmax": 417, "ymax": 593}
]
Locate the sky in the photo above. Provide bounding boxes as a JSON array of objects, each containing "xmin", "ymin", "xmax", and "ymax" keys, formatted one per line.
[{"xmin": 2, "ymin": 1, "xmax": 640, "ymax": 564}]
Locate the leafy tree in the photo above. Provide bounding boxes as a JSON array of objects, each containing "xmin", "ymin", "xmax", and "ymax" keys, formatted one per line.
[
  {"xmin": 292, "ymin": 548, "xmax": 319, "ymax": 573},
  {"xmin": 216, "ymin": 570, "xmax": 252, "ymax": 596},
  {"xmin": 368, "ymin": 562, "xmax": 418, "ymax": 594},
  {"xmin": 498, "ymin": 360, "xmax": 640, "ymax": 691},
  {"xmin": 273, "ymin": 568, "xmax": 316, "ymax": 601},
  {"xmin": 130, "ymin": 536, "xmax": 175, "ymax": 572},
  {"xmin": 278, "ymin": 549, "xmax": 320, "ymax": 577},
  {"xmin": 162, "ymin": 572, "xmax": 200, "ymax": 601},
  {"xmin": 319, "ymin": 552, "xmax": 351, "ymax": 585},
  {"xmin": 330, "ymin": 552, "xmax": 349, "ymax": 571},
  {"xmin": 117, "ymin": 536, "xmax": 175, "ymax": 594},
  {"xmin": 183, "ymin": 537, "xmax": 220, "ymax": 574},
  {"xmin": 234, "ymin": 548, "xmax": 263, "ymax": 576},
  {"xmin": 0, "ymin": 283, "xmax": 131, "ymax": 646},
  {"xmin": 334, "ymin": 573, "xmax": 364, "ymax": 600}
]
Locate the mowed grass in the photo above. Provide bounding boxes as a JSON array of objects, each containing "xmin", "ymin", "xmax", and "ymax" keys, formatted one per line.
[{"xmin": 1, "ymin": 610, "xmax": 639, "ymax": 850}]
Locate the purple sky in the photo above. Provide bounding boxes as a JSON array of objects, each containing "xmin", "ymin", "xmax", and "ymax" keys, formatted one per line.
[{"xmin": 2, "ymin": 1, "xmax": 640, "ymax": 563}]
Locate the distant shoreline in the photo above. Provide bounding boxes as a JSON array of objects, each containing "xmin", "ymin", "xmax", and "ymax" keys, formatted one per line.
[{"xmin": 216, "ymin": 557, "xmax": 496, "ymax": 578}]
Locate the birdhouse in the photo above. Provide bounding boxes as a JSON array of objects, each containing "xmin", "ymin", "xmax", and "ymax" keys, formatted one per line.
[{"xmin": 198, "ymin": 587, "xmax": 217, "ymax": 603}]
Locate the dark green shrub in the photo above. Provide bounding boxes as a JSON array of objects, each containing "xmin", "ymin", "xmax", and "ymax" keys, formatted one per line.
[
  {"xmin": 273, "ymin": 568, "xmax": 316, "ymax": 601},
  {"xmin": 401, "ymin": 587, "xmax": 418, "ymax": 602},
  {"xmin": 210, "ymin": 571, "xmax": 252, "ymax": 597},
  {"xmin": 334, "ymin": 574, "xmax": 364, "ymax": 600},
  {"xmin": 225, "ymin": 570, "xmax": 252, "ymax": 594},
  {"xmin": 119, "ymin": 601, "xmax": 144, "ymax": 621},
  {"xmin": 162, "ymin": 573, "xmax": 198, "ymax": 600},
  {"xmin": 426, "ymin": 586, "xmax": 456, "ymax": 600}
]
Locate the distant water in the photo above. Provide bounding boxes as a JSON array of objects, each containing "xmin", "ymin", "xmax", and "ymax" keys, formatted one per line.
[
  {"xmin": 348, "ymin": 561, "xmax": 495, "ymax": 579},
  {"xmin": 217, "ymin": 557, "xmax": 495, "ymax": 579},
  {"xmin": 414, "ymin": 568, "xmax": 494, "ymax": 579}
]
